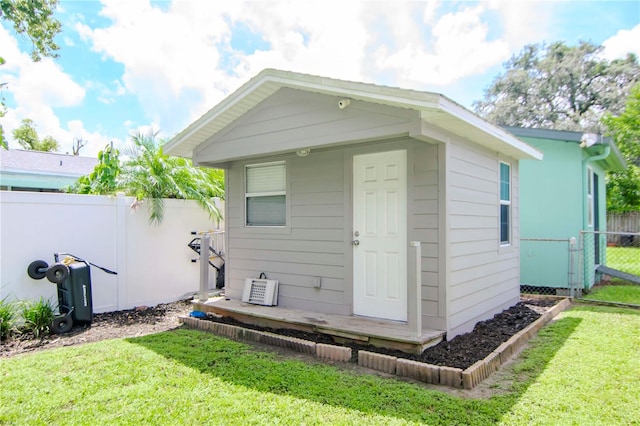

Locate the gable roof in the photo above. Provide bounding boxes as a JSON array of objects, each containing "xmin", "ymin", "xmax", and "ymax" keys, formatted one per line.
[
  {"xmin": 503, "ymin": 126, "xmax": 626, "ymax": 172},
  {"xmin": 0, "ymin": 148, "xmax": 97, "ymax": 190},
  {"xmin": 165, "ymin": 69, "xmax": 542, "ymax": 161}
]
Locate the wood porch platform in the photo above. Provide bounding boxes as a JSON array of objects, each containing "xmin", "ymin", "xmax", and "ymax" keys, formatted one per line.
[{"xmin": 192, "ymin": 297, "xmax": 446, "ymax": 354}]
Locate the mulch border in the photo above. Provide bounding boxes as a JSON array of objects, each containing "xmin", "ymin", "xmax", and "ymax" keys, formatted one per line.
[{"xmin": 178, "ymin": 297, "xmax": 572, "ymax": 389}]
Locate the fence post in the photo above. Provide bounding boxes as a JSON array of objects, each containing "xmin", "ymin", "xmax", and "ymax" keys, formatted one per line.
[
  {"xmin": 199, "ymin": 233, "xmax": 210, "ymax": 302},
  {"xmin": 408, "ymin": 241, "xmax": 422, "ymax": 337},
  {"xmin": 568, "ymin": 237, "xmax": 577, "ymax": 298},
  {"xmin": 115, "ymin": 193, "xmax": 128, "ymax": 310}
]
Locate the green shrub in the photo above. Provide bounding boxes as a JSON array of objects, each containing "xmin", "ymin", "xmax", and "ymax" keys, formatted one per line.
[
  {"xmin": 20, "ymin": 298, "xmax": 55, "ymax": 338},
  {"xmin": 0, "ymin": 296, "xmax": 18, "ymax": 341}
]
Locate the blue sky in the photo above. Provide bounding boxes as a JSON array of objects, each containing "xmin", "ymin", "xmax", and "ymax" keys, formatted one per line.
[{"xmin": 1, "ymin": 0, "xmax": 639, "ymax": 157}]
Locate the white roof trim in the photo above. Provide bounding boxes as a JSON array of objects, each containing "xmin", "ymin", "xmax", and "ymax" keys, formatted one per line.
[{"xmin": 165, "ymin": 69, "xmax": 542, "ymax": 161}]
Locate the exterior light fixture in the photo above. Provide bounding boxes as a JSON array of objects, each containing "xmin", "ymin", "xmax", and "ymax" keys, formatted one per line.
[
  {"xmin": 338, "ymin": 99, "xmax": 351, "ymax": 109},
  {"xmin": 579, "ymin": 133, "xmax": 598, "ymax": 148}
]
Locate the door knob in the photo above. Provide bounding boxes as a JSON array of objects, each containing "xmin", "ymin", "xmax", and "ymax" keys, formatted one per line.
[{"xmin": 353, "ymin": 239, "xmax": 360, "ymax": 246}]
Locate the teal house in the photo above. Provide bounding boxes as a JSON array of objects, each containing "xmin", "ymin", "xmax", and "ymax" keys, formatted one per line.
[
  {"xmin": 505, "ymin": 127, "xmax": 626, "ymax": 291},
  {"xmin": 0, "ymin": 148, "xmax": 97, "ymax": 192}
]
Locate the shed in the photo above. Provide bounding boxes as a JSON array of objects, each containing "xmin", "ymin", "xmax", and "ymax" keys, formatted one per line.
[
  {"xmin": 506, "ymin": 126, "xmax": 626, "ymax": 291},
  {"xmin": 166, "ymin": 69, "xmax": 542, "ymax": 351}
]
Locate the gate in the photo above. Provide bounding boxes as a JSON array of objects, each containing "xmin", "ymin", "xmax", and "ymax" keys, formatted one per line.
[{"xmin": 579, "ymin": 230, "xmax": 640, "ymax": 292}]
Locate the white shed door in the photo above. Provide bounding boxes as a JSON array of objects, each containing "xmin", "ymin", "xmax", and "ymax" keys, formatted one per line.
[{"xmin": 353, "ymin": 150, "xmax": 407, "ymax": 321}]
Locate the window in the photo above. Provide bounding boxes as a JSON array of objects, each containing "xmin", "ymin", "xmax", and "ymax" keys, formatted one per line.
[
  {"xmin": 587, "ymin": 167, "xmax": 594, "ymax": 228},
  {"xmin": 245, "ymin": 162, "xmax": 286, "ymax": 226},
  {"xmin": 500, "ymin": 162, "xmax": 511, "ymax": 246}
]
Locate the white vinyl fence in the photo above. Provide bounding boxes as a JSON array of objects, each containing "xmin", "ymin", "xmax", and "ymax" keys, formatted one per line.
[{"xmin": 0, "ymin": 191, "xmax": 224, "ymax": 313}]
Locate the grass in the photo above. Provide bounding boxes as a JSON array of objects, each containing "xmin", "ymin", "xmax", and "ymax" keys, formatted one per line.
[
  {"xmin": 2, "ymin": 305, "xmax": 639, "ymax": 425},
  {"xmin": 606, "ymin": 246, "xmax": 640, "ymax": 276},
  {"xmin": 584, "ymin": 285, "xmax": 640, "ymax": 304}
]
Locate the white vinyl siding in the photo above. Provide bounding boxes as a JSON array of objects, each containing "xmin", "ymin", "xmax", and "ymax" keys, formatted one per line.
[
  {"xmin": 447, "ymin": 139, "xmax": 520, "ymax": 337},
  {"xmin": 500, "ymin": 162, "xmax": 511, "ymax": 246},
  {"xmin": 245, "ymin": 162, "xmax": 286, "ymax": 226},
  {"xmin": 411, "ymin": 143, "xmax": 443, "ymax": 330},
  {"xmin": 229, "ymin": 150, "xmax": 349, "ymax": 314}
]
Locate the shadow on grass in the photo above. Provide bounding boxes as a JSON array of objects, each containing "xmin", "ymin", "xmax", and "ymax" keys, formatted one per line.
[{"xmin": 128, "ymin": 316, "xmax": 581, "ymax": 425}]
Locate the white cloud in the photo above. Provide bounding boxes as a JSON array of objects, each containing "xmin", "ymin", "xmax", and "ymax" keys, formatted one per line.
[
  {"xmin": 229, "ymin": 1, "xmax": 371, "ymax": 82},
  {"xmin": 75, "ymin": 0, "xmax": 234, "ymax": 128},
  {"xmin": 373, "ymin": 4, "xmax": 509, "ymax": 87},
  {"xmin": 487, "ymin": 0, "xmax": 554, "ymax": 48},
  {"xmin": 5, "ymin": 0, "xmax": 606, "ymax": 159},
  {"xmin": 3, "ymin": 106, "xmax": 123, "ymax": 157},
  {"xmin": 0, "ymin": 26, "xmax": 84, "ymax": 108},
  {"xmin": 0, "ymin": 25, "xmax": 120, "ymax": 157},
  {"xmin": 74, "ymin": 0, "xmax": 527, "ymax": 132},
  {"xmin": 602, "ymin": 24, "xmax": 640, "ymax": 61}
]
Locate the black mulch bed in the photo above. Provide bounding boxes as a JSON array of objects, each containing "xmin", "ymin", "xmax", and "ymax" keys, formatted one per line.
[{"xmin": 198, "ymin": 297, "xmax": 560, "ymax": 370}]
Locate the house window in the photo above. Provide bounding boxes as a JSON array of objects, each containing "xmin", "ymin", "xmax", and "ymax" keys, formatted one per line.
[
  {"xmin": 587, "ymin": 167, "xmax": 594, "ymax": 228},
  {"xmin": 500, "ymin": 162, "xmax": 511, "ymax": 246},
  {"xmin": 245, "ymin": 162, "xmax": 286, "ymax": 227}
]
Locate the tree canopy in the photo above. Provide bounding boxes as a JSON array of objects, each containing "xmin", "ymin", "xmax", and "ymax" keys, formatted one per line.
[
  {"xmin": 473, "ymin": 41, "xmax": 640, "ymax": 132},
  {"xmin": 603, "ymin": 84, "xmax": 640, "ymax": 213},
  {"xmin": 71, "ymin": 143, "xmax": 121, "ymax": 195},
  {"xmin": 1, "ymin": 0, "xmax": 61, "ymax": 61},
  {"xmin": 68, "ymin": 132, "xmax": 225, "ymax": 225},
  {"xmin": 1, "ymin": 0, "xmax": 61, "ymax": 148},
  {"xmin": 12, "ymin": 118, "xmax": 59, "ymax": 151}
]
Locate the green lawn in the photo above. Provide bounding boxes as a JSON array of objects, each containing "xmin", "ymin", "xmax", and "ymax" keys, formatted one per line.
[
  {"xmin": 606, "ymin": 246, "xmax": 640, "ymax": 276},
  {"xmin": 584, "ymin": 285, "xmax": 640, "ymax": 305},
  {"xmin": 2, "ymin": 305, "xmax": 639, "ymax": 425}
]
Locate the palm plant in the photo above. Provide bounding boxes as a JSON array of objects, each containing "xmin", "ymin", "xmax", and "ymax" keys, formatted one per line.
[{"xmin": 119, "ymin": 132, "xmax": 224, "ymax": 225}]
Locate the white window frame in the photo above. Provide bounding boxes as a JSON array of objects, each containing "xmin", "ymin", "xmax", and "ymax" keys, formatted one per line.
[
  {"xmin": 499, "ymin": 161, "xmax": 511, "ymax": 247},
  {"xmin": 245, "ymin": 161, "xmax": 287, "ymax": 227},
  {"xmin": 587, "ymin": 166, "xmax": 594, "ymax": 228}
]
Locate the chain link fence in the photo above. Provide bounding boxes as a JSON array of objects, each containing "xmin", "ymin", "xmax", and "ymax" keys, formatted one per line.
[
  {"xmin": 521, "ymin": 232, "xmax": 640, "ymax": 301},
  {"xmin": 520, "ymin": 238, "xmax": 580, "ymax": 297},
  {"xmin": 580, "ymin": 231, "xmax": 640, "ymax": 297}
]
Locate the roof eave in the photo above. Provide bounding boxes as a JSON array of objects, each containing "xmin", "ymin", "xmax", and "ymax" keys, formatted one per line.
[
  {"xmin": 165, "ymin": 69, "xmax": 543, "ymax": 161},
  {"xmin": 435, "ymin": 98, "xmax": 543, "ymax": 160}
]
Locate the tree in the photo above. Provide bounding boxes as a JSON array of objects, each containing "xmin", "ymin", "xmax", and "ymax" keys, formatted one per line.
[
  {"xmin": 120, "ymin": 132, "xmax": 224, "ymax": 225},
  {"xmin": 473, "ymin": 41, "xmax": 640, "ymax": 132},
  {"xmin": 72, "ymin": 137, "xmax": 87, "ymax": 155},
  {"xmin": 69, "ymin": 143, "xmax": 121, "ymax": 195},
  {"xmin": 68, "ymin": 132, "xmax": 225, "ymax": 225},
  {"xmin": 12, "ymin": 118, "xmax": 59, "ymax": 151},
  {"xmin": 1, "ymin": 0, "xmax": 62, "ymax": 148},
  {"xmin": 1, "ymin": 0, "xmax": 61, "ymax": 61},
  {"xmin": 603, "ymin": 83, "xmax": 640, "ymax": 213}
]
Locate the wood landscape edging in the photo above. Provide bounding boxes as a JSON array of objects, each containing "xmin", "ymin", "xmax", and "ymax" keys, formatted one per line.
[{"xmin": 179, "ymin": 297, "xmax": 571, "ymax": 389}]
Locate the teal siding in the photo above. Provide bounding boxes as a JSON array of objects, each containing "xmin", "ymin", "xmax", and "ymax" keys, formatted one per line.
[{"xmin": 519, "ymin": 135, "xmax": 608, "ymax": 289}]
